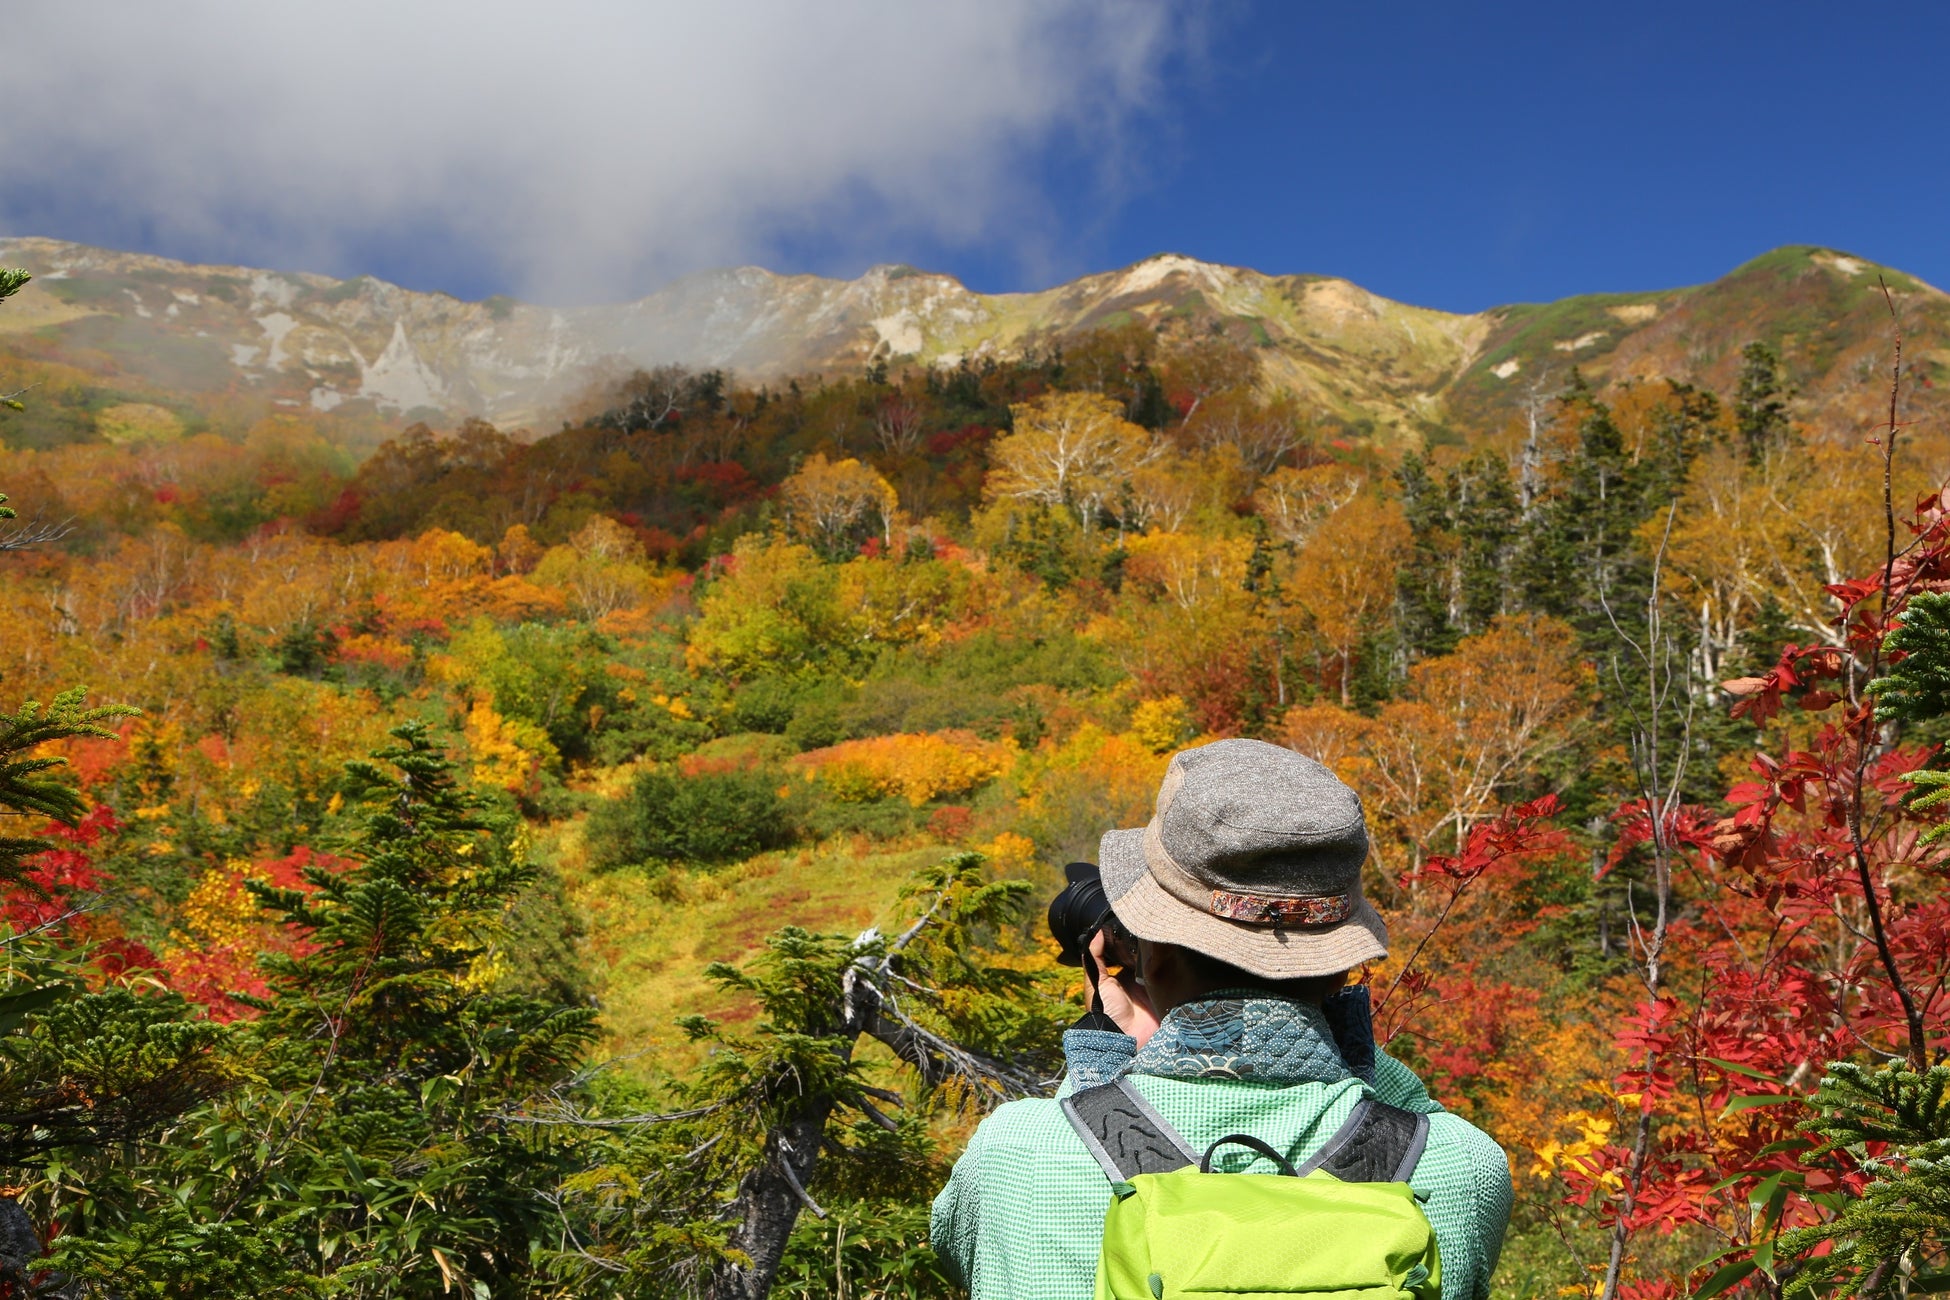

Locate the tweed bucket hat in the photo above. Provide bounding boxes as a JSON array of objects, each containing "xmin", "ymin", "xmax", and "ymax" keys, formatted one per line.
[{"xmin": 1100, "ymin": 738, "xmax": 1387, "ymax": 978}]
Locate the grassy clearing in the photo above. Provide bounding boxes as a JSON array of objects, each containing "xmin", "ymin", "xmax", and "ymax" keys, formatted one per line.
[{"xmin": 546, "ymin": 816, "xmax": 958, "ymax": 1076}]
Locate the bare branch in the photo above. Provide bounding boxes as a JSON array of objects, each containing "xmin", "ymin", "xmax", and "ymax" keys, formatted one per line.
[{"xmin": 775, "ymin": 1139, "xmax": 826, "ymax": 1220}]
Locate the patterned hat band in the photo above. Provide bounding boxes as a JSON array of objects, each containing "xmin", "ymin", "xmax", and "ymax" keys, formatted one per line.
[{"xmin": 1207, "ymin": 890, "xmax": 1353, "ymax": 928}]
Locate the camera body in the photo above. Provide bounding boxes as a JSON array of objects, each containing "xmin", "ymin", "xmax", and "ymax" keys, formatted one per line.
[{"xmin": 1047, "ymin": 861, "xmax": 1136, "ymax": 973}]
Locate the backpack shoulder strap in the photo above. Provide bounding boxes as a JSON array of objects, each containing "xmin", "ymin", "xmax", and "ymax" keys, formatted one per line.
[
  {"xmin": 1294, "ymin": 1098, "xmax": 1429, "ymax": 1184},
  {"xmin": 1059, "ymin": 1079, "xmax": 1198, "ymax": 1183}
]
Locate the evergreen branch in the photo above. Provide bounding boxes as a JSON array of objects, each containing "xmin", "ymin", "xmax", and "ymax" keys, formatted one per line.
[{"xmin": 0, "ymin": 687, "xmax": 137, "ymax": 826}]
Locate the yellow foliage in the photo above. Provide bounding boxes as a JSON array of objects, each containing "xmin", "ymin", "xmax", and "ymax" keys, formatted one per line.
[
  {"xmin": 835, "ymin": 552, "xmax": 970, "ymax": 647},
  {"xmin": 1016, "ymin": 723, "xmax": 1170, "ymax": 834},
  {"xmin": 1129, "ymin": 695, "xmax": 1193, "ymax": 755},
  {"xmin": 1286, "ymin": 492, "xmax": 1409, "ymax": 703},
  {"xmin": 1282, "ymin": 614, "xmax": 1588, "ymax": 874},
  {"xmin": 685, "ymin": 535, "xmax": 839, "ymax": 678},
  {"xmin": 97, "ymin": 402, "xmax": 185, "ymax": 445},
  {"xmin": 484, "ymin": 575, "xmax": 568, "ymax": 622},
  {"xmin": 986, "ymin": 390, "xmax": 1156, "ymax": 525},
  {"xmin": 464, "ymin": 701, "xmax": 543, "ymax": 792},
  {"xmin": 1121, "ymin": 532, "xmax": 1251, "ymax": 611},
  {"xmin": 175, "ymin": 861, "xmax": 262, "ymax": 949},
  {"xmin": 460, "ymin": 949, "xmax": 512, "ymax": 994},
  {"xmin": 781, "ymin": 454, "xmax": 897, "ymax": 551},
  {"xmin": 532, "ymin": 522, "xmax": 657, "ymax": 622},
  {"xmin": 1454, "ymin": 1003, "xmax": 1623, "ymax": 1174},
  {"xmin": 796, "ymin": 731, "xmax": 1015, "ymax": 806},
  {"xmin": 981, "ymin": 831, "xmax": 1038, "ymax": 871},
  {"xmin": 1528, "ymin": 1110, "xmax": 1620, "ymax": 1188},
  {"xmin": 408, "ymin": 528, "xmax": 492, "ymax": 584},
  {"xmin": 497, "ymin": 523, "xmax": 544, "ymax": 574},
  {"xmin": 1254, "ymin": 462, "xmax": 1364, "ymax": 548}
]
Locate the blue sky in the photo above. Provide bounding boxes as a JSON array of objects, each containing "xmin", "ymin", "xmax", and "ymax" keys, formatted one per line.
[
  {"xmin": 923, "ymin": 0, "xmax": 1947, "ymax": 312},
  {"xmin": 2, "ymin": 1, "xmax": 1938, "ymax": 312}
]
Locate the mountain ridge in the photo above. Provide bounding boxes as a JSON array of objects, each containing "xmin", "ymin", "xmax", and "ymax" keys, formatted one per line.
[{"xmin": 1, "ymin": 237, "xmax": 1944, "ymax": 450}]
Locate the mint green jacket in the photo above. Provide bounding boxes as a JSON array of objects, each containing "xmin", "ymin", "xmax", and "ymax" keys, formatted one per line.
[{"xmin": 929, "ymin": 996, "xmax": 1513, "ymax": 1300}]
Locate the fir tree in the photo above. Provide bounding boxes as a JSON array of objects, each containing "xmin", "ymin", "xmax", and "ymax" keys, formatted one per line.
[
  {"xmin": 1778, "ymin": 1063, "xmax": 1950, "ymax": 1298},
  {"xmin": 0, "ymin": 688, "xmax": 136, "ymax": 888},
  {"xmin": 218, "ymin": 722, "xmax": 600, "ymax": 1297},
  {"xmin": 1450, "ymin": 449, "xmax": 1519, "ymax": 636},
  {"xmin": 1870, "ymin": 591, "xmax": 1950, "ymax": 726},
  {"xmin": 1515, "ymin": 378, "xmax": 1646, "ymax": 636},
  {"xmin": 1872, "ymin": 593, "xmax": 1950, "ymax": 842},
  {"xmin": 1734, "ymin": 341, "xmax": 1792, "ymax": 464},
  {"xmin": 1394, "ymin": 451, "xmax": 1458, "ymax": 658}
]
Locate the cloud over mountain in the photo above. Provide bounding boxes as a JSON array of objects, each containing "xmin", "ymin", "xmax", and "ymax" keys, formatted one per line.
[{"xmin": 0, "ymin": 1, "xmax": 1187, "ymax": 302}]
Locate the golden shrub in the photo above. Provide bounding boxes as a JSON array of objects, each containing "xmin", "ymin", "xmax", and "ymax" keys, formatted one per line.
[
  {"xmin": 796, "ymin": 730, "xmax": 1014, "ymax": 806},
  {"xmin": 175, "ymin": 861, "xmax": 260, "ymax": 949},
  {"xmin": 464, "ymin": 701, "xmax": 545, "ymax": 792},
  {"xmin": 1128, "ymin": 695, "xmax": 1193, "ymax": 755}
]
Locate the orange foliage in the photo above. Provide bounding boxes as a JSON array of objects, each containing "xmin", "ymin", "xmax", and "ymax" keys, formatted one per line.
[
  {"xmin": 1285, "ymin": 491, "xmax": 1408, "ymax": 706},
  {"xmin": 1016, "ymin": 723, "xmax": 1172, "ymax": 839},
  {"xmin": 1285, "ymin": 615, "xmax": 1588, "ymax": 878},
  {"xmin": 795, "ymin": 731, "xmax": 1015, "ymax": 806}
]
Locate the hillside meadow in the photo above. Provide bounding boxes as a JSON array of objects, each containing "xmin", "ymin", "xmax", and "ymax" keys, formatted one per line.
[{"xmin": 2, "ymin": 281, "xmax": 1949, "ymax": 1298}]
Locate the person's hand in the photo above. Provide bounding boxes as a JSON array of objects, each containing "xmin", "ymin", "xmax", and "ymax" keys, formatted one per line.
[{"xmin": 1087, "ymin": 929, "xmax": 1160, "ymax": 1047}]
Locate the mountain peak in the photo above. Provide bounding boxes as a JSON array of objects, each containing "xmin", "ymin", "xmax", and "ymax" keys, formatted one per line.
[{"xmin": 4, "ymin": 237, "xmax": 1945, "ymax": 453}]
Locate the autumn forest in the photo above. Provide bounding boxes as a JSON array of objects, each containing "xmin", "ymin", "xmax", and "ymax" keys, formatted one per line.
[{"xmin": 2, "ymin": 248, "xmax": 1949, "ymax": 1300}]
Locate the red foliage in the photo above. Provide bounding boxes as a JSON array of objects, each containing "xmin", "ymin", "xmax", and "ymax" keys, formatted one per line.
[
  {"xmin": 638, "ymin": 524, "xmax": 692, "ymax": 563},
  {"xmin": 1374, "ymin": 795, "xmax": 1565, "ymax": 1044},
  {"xmin": 925, "ymin": 424, "xmax": 995, "ymax": 458},
  {"xmin": 675, "ymin": 460, "xmax": 760, "ymax": 507},
  {"xmin": 307, "ymin": 487, "xmax": 363, "ymax": 534},
  {"xmin": 4, "ymin": 806, "xmax": 116, "ymax": 931},
  {"xmin": 928, "ymin": 805, "xmax": 974, "ymax": 842},
  {"xmin": 59, "ymin": 727, "xmax": 132, "ymax": 791},
  {"xmin": 3, "ymin": 808, "xmax": 159, "ymax": 972},
  {"xmin": 158, "ymin": 846, "xmax": 343, "ymax": 1022},
  {"xmin": 1557, "ymin": 498, "xmax": 1950, "ymax": 1287},
  {"xmin": 161, "ymin": 945, "xmax": 268, "ymax": 1020},
  {"xmin": 1414, "ymin": 971, "xmax": 1539, "ymax": 1099}
]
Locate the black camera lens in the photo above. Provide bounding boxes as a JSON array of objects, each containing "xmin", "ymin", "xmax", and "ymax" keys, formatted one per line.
[{"xmin": 1047, "ymin": 861, "xmax": 1118, "ymax": 968}]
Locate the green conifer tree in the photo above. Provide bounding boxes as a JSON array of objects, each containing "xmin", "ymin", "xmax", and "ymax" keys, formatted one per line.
[
  {"xmin": 1450, "ymin": 449, "xmax": 1520, "ymax": 636},
  {"xmin": 1394, "ymin": 451, "xmax": 1458, "ymax": 658},
  {"xmin": 1734, "ymin": 341, "xmax": 1792, "ymax": 464},
  {"xmin": 1777, "ymin": 1063, "xmax": 1950, "ymax": 1298},
  {"xmin": 1516, "ymin": 380, "xmax": 1645, "ymax": 635},
  {"xmin": 20, "ymin": 724, "xmax": 593, "ymax": 1298},
  {"xmin": 0, "ymin": 688, "xmax": 135, "ymax": 887},
  {"xmin": 1870, "ymin": 592, "xmax": 1950, "ymax": 726},
  {"xmin": 210, "ymin": 721, "xmax": 601, "ymax": 1297}
]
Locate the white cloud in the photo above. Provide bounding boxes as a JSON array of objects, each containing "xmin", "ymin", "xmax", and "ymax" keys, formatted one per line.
[{"xmin": 0, "ymin": 1, "xmax": 1190, "ymax": 302}]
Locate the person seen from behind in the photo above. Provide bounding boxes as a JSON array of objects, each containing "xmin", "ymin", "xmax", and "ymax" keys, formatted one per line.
[{"xmin": 930, "ymin": 738, "xmax": 1513, "ymax": 1299}]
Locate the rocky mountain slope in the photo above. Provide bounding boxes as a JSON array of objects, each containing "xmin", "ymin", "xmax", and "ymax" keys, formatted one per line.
[{"xmin": 2, "ymin": 237, "xmax": 1945, "ymax": 449}]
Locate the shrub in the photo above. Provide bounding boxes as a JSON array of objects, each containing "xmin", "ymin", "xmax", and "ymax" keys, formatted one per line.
[
  {"xmin": 730, "ymin": 676, "xmax": 802, "ymax": 734},
  {"xmin": 794, "ymin": 731, "xmax": 1014, "ymax": 806},
  {"xmin": 587, "ymin": 767, "xmax": 796, "ymax": 870},
  {"xmin": 785, "ymin": 683, "xmax": 853, "ymax": 751}
]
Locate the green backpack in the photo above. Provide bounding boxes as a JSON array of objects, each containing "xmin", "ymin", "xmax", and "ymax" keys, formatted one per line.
[{"xmin": 1060, "ymin": 1080, "xmax": 1441, "ymax": 1300}]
